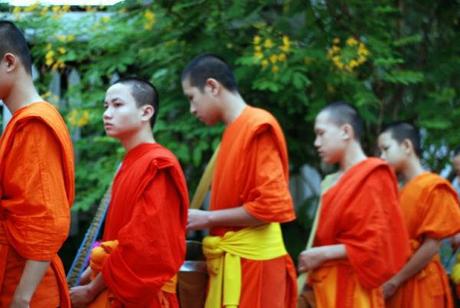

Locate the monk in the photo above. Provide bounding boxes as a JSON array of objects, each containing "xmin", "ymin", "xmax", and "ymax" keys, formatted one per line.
[
  {"xmin": 378, "ymin": 122, "xmax": 460, "ymax": 307},
  {"xmin": 181, "ymin": 54, "xmax": 297, "ymax": 308},
  {"xmin": 70, "ymin": 78, "xmax": 189, "ymax": 307},
  {"xmin": 298, "ymin": 102, "xmax": 410, "ymax": 307},
  {"xmin": 0, "ymin": 21, "xmax": 75, "ymax": 307}
]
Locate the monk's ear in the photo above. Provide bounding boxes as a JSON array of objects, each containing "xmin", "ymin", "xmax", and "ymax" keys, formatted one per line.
[
  {"xmin": 341, "ymin": 124, "xmax": 353, "ymax": 140},
  {"xmin": 402, "ymin": 138, "xmax": 413, "ymax": 155},
  {"xmin": 141, "ymin": 105, "xmax": 154, "ymax": 122},
  {"xmin": 205, "ymin": 78, "xmax": 221, "ymax": 96},
  {"xmin": 1, "ymin": 53, "xmax": 18, "ymax": 73}
]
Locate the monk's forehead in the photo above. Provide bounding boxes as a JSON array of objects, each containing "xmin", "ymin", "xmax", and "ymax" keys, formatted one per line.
[{"xmin": 316, "ymin": 110, "xmax": 343, "ymax": 127}]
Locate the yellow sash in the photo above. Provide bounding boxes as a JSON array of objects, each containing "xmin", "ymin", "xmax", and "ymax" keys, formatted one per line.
[{"xmin": 203, "ymin": 222, "xmax": 287, "ymax": 308}]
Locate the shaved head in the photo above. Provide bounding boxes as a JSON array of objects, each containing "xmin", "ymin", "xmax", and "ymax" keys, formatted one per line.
[
  {"xmin": 380, "ymin": 121, "xmax": 421, "ymax": 158},
  {"xmin": 181, "ymin": 53, "xmax": 238, "ymax": 93},
  {"xmin": 0, "ymin": 20, "xmax": 32, "ymax": 75},
  {"xmin": 319, "ymin": 101, "xmax": 363, "ymax": 140}
]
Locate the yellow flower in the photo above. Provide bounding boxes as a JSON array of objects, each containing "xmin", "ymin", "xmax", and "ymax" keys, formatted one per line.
[
  {"xmin": 346, "ymin": 37, "xmax": 358, "ymax": 46},
  {"xmin": 45, "ymin": 50, "xmax": 55, "ymax": 66},
  {"xmin": 254, "ymin": 45, "xmax": 262, "ymax": 52},
  {"xmin": 264, "ymin": 39, "xmax": 273, "ymax": 49},
  {"xmin": 78, "ymin": 110, "xmax": 90, "ymax": 127},
  {"xmin": 67, "ymin": 35, "xmax": 76, "ymax": 42},
  {"xmin": 253, "ymin": 35, "xmax": 261, "ymax": 45},
  {"xmin": 282, "ymin": 35, "xmax": 290, "ymax": 46},
  {"xmin": 333, "ymin": 37, "xmax": 340, "ymax": 45},
  {"xmin": 254, "ymin": 51, "xmax": 264, "ymax": 59},
  {"xmin": 144, "ymin": 10, "xmax": 156, "ymax": 30},
  {"xmin": 58, "ymin": 47, "xmax": 66, "ymax": 54},
  {"xmin": 57, "ymin": 35, "xmax": 66, "ymax": 42},
  {"xmin": 144, "ymin": 10, "xmax": 155, "ymax": 22},
  {"xmin": 261, "ymin": 59, "xmax": 269, "ymax": 68},
  {"xmin": 281, "ymin": 36, "xmax": 291, "ymax": 53},
  {"xmin": 349, "ymin": 59, "xmax": 359, "ymax": 68},
  {"xmin": 269, "ymin": 54, "xmax": 278, "ymax": 64},
  {"xmin": 68, "ymin": 110, "xmax": 90, "ymax": 127},
  {"xmin": 278, "ymin": 53, "xmax": 287, "ymax": 62},
  {"xmin": 271, "ymin": 65, "xmax": 279, "ymax": 73}
]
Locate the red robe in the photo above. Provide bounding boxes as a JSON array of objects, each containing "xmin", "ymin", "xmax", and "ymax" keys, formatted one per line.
[
  {"xmin": 0, "ymin": 102, "xmax": 75, "ymax": 307},
  {"xmin": 210, "ymin": 106, "xmax": 297, "ymax": 308},
  {"xmin": 387, "ymin": 172, "xmax": 460, "ymax": 307},
  {"xmin": 312, "ymin": 158, "xmax": 410, "ymax": 307},
  {"xmin": 100, "ymin": 143, "xmax": 188, "ymax": 307}
]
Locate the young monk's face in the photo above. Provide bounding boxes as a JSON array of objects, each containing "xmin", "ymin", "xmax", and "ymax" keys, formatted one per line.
[
  {"xmin": 314, "ymin": 111, "xmax": 347, "ymax": 164},
  {"xmin": 452, "ymin": 155, "xmax": 460, "ymax": 177},
  {"xmin": 182, "ymin": 77, "xmax": 221, "ymax": 125},
  {"xmin": 378, "ymin": 132, "xmax": 406, "ymax": 171},
  {"xmin": 103, "ymin": 83, "xmax": 147, "ymax": 139}
]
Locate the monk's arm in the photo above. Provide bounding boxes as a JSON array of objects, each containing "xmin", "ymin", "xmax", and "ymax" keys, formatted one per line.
[
  {"xmin": 383, "ymin": 237, "xmax": 440, "ymax": 297},
  {"xmin": 187, "ymin": 207, "xmax": 264, "ymax": 230},
  {"xmin": 70, "ymin": 273, "xmax": 106, "ymax": 306},
  {"xmin": 11, "ymin": 260, "xmax": 50, "ymax": 306},
  {"xmin": 298, "ymin": 244, "xmax": 346, "ymax": 272}
]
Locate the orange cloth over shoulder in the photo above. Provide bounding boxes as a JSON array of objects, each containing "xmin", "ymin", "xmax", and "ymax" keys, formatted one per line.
[
  {"xmin": 210, "ymin": 106, "xmax": 297, "ymax": 308},
  {"xmin": 312, "ymin": 158, "xmax": 410, "ymax": 308},
  {"xmin": 94, "ymin": 143, "xmax": 188, "ymax": 307},
  {"xmin": 386, "ymin": 172, "xmax": 460, "ymax": 308},
  {"xmin": 0, "ymin": 102, "xmax": 75, "ymax": 308}
]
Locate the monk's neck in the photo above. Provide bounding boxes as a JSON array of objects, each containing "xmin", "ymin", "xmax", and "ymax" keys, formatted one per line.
[
  {"xmin": 221, "ymin": 92, "xmax": 247, "ymax": 125},
  {"xmin": 120, "ymin": 129, "xmax": 155, "ymax": 152},
  {"xmin": 339, "ymin": 142, "xmax": 367, "ymax": 172},
  {"xmin": 401, "ymin": 158, "xmax": 424, "ymax": 182},
  {"xmin": 4, "ymin": 77, "xmax": 42, "ymax": 114}
]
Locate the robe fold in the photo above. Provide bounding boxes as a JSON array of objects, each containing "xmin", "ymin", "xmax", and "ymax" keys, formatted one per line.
[
  {"xmin": 0, "ymin": 102, "xmax": 75, "ymax": 308},
  {"xmin": 312, "ymin": 158, "xmax": 410, "ymax": 308},
  {"xmin": 99, "ymin": 143, "xmax": 188, "ymax": 307},
  {"xmin": 386, "ymin": 172, "xmax": 460, "ymax": 308},
  {"xmin": 210, "ymin": 106, "xmax": 297, "ymax": 308}
]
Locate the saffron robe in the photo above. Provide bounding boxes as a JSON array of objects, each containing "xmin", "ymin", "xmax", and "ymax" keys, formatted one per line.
[
  {"xmin": 0, "ymin": 102, "xmax": 75, "ymax": 307},
  {"xmin": 99, "ymin": 143, "xmax": 188, "ymax": 307},
  {"xmin": 210, "ymin": 106, "xmax": 297, "ymax": 308},
  {"xmin": 386, "ymin": 172, "xmax": 460, "ymax": 308},
  {"xmin": 312, "ymin": 158, "xmax": 410, "ymax": 308}
]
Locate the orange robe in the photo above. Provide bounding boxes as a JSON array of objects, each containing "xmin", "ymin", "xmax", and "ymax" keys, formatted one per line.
[
  {"xmin": 99, "ymin": 143, "xmax": 188, "ymax": 307},
  {"xmin": 386, "ymin": 172, "xmax": 460, "ymax": 308},
  {"xmin": 0, "ymin": 102, "xmax": 75, "ymax": 307},
  {"xmin": 210, "ymin": 106, "xmax": 297, "ymax": 308},
  {"xmin": 312, "ymin": 158, "xmax": 410, "ymax": 308}
]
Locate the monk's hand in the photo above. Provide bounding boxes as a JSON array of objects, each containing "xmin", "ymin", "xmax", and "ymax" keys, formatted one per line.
[
  {"xmin": 187, "ymin": 209, "xmax": 211, "ymax": 231},
  {"xmin": 79, "ymin": 267, "xmax": 93, "ymax": 286},
  {"xmin": 298, "ymin": 247, "xmax": 327, "ymax": 272},
  {"xmin": 70, "ymin": 284, "xmax": 97, "ymax": 307},
  {"xmin": 382, "ymin": 278, "xmax": 400, "ymax": 299}
]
